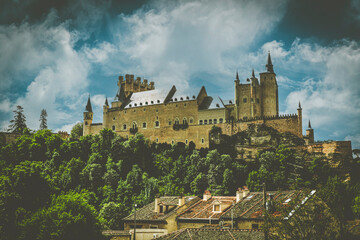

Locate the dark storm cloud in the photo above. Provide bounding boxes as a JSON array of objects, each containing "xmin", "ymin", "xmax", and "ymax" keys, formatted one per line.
[{"xmin": 277, "ymin": 0, "xmax": 360, "ymax": 42}]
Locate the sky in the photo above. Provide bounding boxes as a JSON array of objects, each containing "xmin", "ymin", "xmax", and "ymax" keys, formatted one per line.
[{"xmin": 0, "ymin": 0, "xmax": 359, "ymax": 148}]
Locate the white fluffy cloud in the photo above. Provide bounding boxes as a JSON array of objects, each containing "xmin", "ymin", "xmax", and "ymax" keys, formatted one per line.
[
  {"xmin": 0, "ymin": 12, "xmax": 90, "ymax": 131},
  {"xmin": 103, "ymin": 0, "xmax": 288, "ymax": 91}
]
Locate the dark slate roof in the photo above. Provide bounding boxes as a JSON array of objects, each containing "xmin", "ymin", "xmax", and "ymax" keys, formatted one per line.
[
  {"xmin": 221, "ymin": 190, "xmax": 310, "ymax": 220},
  {"xmin": 85, "ymin": 96, "xmax": 92, "ymax": 112},
  {"xmin": 124, "ymin": 88, "xmax": 172, "ymax": 108},
  {"xmin": 155, "ymin": 228, "xmax": 264, "ymax": 240},
  {"xmin": 178, "ymin": 196, "xmax": 236, "ymax": 220},
  {"xmin": 123, "ymin": 196, "xmax": 201, "ymax": 222}
]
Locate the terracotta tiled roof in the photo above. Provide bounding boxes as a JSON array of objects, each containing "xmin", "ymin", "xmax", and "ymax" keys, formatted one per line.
[
  {"xmin": 221, "ymin": 189, "xmax": 310, "ymax": 219},
  {"xmin": 155, "ymin": 228, "xmax": 264, "ymax": 240},
  {"xmin": 123, "ymin": 196, "xmax": 201, "ymax": 222},
  {"xmin": 177, "ymin": 196, "xmax": 236, "ymax": 220}
]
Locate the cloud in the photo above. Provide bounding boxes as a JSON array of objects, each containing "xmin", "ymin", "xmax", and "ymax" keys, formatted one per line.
[
  {"xmin": 258, "ymin": 39, "xmax": 360, "ymax": 142},
  {"xmin": 101, "ymin": 0, "xmax": 288, "ymax": 91},
  {"xmin": 0, "ymin": 12, "xmax": 90, "ymax": 131}
]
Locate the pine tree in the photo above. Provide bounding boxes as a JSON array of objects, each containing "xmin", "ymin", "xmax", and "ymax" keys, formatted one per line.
[
  {"xmin": 8, "ymin": 105, "xmax": 27, "ymax": 133},
  {"xmin": 39, "ymin": 109, "xmax": 48, "ymax": 130}
]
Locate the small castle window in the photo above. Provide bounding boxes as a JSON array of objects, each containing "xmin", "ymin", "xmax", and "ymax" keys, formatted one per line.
[
  {"xmin": 135, "ymin": 103, "xmax": 137, "ymax": 106},
  {"xmin": 175, "ymin": 118, "xmax": 179, "ymax": 124},
  {"xmin": 123, "ymin": 124, "xmax": 127, "ymax": 130},
  {"xmin": 113, "ymin": 117, "xmax": 116, "ymax": 121},
  {"xmin": 243, "ymin": 98, "xmax": 247, "ymax": 103},
  {"xmin": 132, "ymin": 122, "xmax": 137, "ymax": 128},
  {"xmin": 229, "ymin": 100, "xmax": 232, "ymax": 104},
  {"xmin": 144, "ymin": 108, "xmax": 146, "ymax": 112},
  {"xmin": 85, "ymin": 122, "xmax": 88, "ymax": 125},
  {"xmin": 151, "ymin": 101, "xmax": 154, "ymax": 104},
  {"xmin": 209, "ymin": 119, "xmax": 212, "ymax": 124},
  {"xmin": 142, "ymin": 122, "xmax": 147, "ymax": 129},
  {"xmin": 199, "ymin": 120, "xmax": 203, "ymax": 125},
  {"xmin": 124, "ymin": 110, "xmax": 127, "ymax": 114},
  {"xmin": 186, "ymin": 96, "xmax": 189, "ymax": 100},
  {"xmin": 183, "ymin": 118, "xmax": 187, "ymax": 124},
  {"xmin": 180, "ymin": 97, "xmax": 183, "ymax": 100},
  {"xmin": 214, "ymin": 119, "xmax": 217, "ymax": 124},
  {"xmin": 157, "ymin": 100, "xmax": 160, "ymax": 103},
  {"xmin": 171, "ymin": 140, "xmax": 175, "ymax": 144},
  {"xmin": 129, "ymin": 104, "xmax": 132, "ymax": 107},
  {"xmin": 213, "ymin": 204, "xmax": 220, "ymax": 212},
  {"xmin": 189, "ymin": 118, "xmax": 194, "ymax": 124},
  {"xmin": 184, "ymin": 103, "xmax": 187, "ymax": 107},
  {"xmin": 168, "ymin": 120, "xmax": 172, "ymax": 125},
  {"xmin": 134, "ymin": 109, "xmax": 136, "ymax": 112},
  {"xmin": 219, "ymin": 118, "xmax": 223, "ymax": 123},
  {"xmin": 145, "ymin": 102, "xmax": 148, "ymax": 105},
  {"xmin": 175, "ymin": 98, "xmax": 178, "ymax": 101},
  {"xmin": 251, "ymin": 98, "xmax": 254, "ymax": 103},
  {"xmin": 156, "ymin": 116, "xmax": 159, "ymax": 120},
  {"xmin": 155, "ymin": 121, "xmax": 160, "ymax": 128},
  {"xmin": 156, "ymin": 109, "xmax": 158, "ymax": 112},
  {"xmin": 192, "ymin": 95, "xmax": 195, "ymax": 99},
  {"xmin": 176, "ymin": 104, "xmax": 178, "ymax": 108},
  {"xmin": 204, "ymin": 120, "xmax": 208, "ymax": 124},
  {"xmin": 201, "ymin": 138, "xmax": 205, "ymax": 144},
  {"xmin": 185, "ymin": 139, "xmax": 188, "ymax": 144},
  {"xmin": 256, "ymin": 98, "xmax": 260, "ymax": 103},
  {"xmin": 156, "ymin": 138, "xmax": 159, "ymax": 143},
  {"xmin": 112, "ymin": 126, "xmax": 115, "ymax": 131},
  {"xmin": 140, "ymin": 102, "xmax": 142, "ymax": 106}
]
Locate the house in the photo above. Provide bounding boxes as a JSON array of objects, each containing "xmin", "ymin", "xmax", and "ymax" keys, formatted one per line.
[
  {"xmin": 176, "ymin": 188, "xmax": 249, "ymax": 229},
  {"xmin": 122, "ymin": 195, "xmax": 201, "ymax": 239}
]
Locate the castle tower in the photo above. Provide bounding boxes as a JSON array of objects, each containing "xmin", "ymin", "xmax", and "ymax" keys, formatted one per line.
[
  {"xmin": 103, "ymin": 97, "xmax": 109, "ymax": 128},
  {"xmin": 297, "ymin": 101, "xmax": 303, "ymax": 138},
  {"xmin": 83, "ymin": 96, "xmax": 93, "ymax": 136},
  {"xmin": 259, "ymin": 52, "xmax": 279, "ymax": 117},
  {"xmin": 234, "ymin": 71, "xmax": 240, "ymax": 120},
  {"xmin": 250, "ymin": 69, "xmax": 261, "ymax": 118},
  {"xmin": 306, "ymin": 120, "xmax": 314, "ymax": 144}
]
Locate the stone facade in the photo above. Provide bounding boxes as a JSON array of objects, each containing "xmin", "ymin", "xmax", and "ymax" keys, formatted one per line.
[{"xmin": 83, "ymin": 53, "xmax": 307, "ymax": 148}]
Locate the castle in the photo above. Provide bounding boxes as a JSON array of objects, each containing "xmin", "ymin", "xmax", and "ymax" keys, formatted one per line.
[{"xmin": 83, "ymin": 53, "xmax": 351, "ymax": 157}]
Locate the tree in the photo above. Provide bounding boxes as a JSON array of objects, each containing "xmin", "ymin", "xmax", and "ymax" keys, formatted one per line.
[
  {"xmin": 8, "ymin": 105, "xmax": 27, "ymax": 133},
  {"xmin": 99, "ymin": 202, "xmax": 125, "ymax": 229},
  {"xmin": 70, "ymin": 122, "xmax": 83, "ymax": 139},
  {"xmin": 39, "ymin": 109, "xmax": 47, "ymax": 130}
]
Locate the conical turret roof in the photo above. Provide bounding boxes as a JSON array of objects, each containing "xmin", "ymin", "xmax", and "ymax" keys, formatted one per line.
[
  {"xmin": 85, "ymin": 95, "xmax": 93, "ymax": 112},
  {"xmin": 266, "ymin": 52, "xmax": 274, "ymax": 73}
]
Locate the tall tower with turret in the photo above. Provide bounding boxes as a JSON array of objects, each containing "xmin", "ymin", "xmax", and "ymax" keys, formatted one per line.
[
  {"xmin": 259, "ymin": 52, "xmax": 279, "ymax": 117},
  {"xmin": 83, "ymin": 96, "xmax": 93, "ymax": 136}
]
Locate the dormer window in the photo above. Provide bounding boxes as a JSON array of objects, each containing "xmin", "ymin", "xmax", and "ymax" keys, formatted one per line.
[{"xmin": 213, "ymin": 204, "xmax": 220, "ymax": 212}]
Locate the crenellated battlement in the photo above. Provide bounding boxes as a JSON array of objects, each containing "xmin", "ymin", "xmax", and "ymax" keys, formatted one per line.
[
  {"xmin": 118, "ymin": 74, "xmax": 155, "ymax": 97},
  {"xmin": 236, "ymin": 113, "xmax": 298, "ymax": 123}
]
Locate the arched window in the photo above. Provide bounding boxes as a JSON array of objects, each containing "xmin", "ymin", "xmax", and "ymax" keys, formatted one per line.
[
  {"xmin": 213, "ymin": 119, "xmax": 217, "ymax": 124},
  {"xmin": 155, "ymin": 121, "xmax": 160, "ymax": 128},
  {"xmin": 209, "ymin": 119, "xmax": 212, "ymax": 124},
  {"xmin": 189, "ymin": 118, "xmax": 194, "ymax": 124},
  {"xmin": 132, "ymin": 122, "xmax": 137, "ymax": 129},
  {"xmin": 185, "ymin": 139, "xmax": 188, "ymax": 144},
  {"xmin": 183, "ymin": 117, "xmax": 187, "ymax": 124},
  {"xmin": 204, "ymin": 120, "xmax": 208, "ymax": 124},
  {"xmin": 201, "ymin": 138, "xmax": 205, "ymax": 144},
  {"xmin": 199, "ymin": 120, "xmax": 203, "ymax": 125},
  {"xmin": 174, "ymin": 118, "xmax": 180, "ymax": 125},
  {"xmin": 123, "ymin": 124, "xmax": 127, "ymax": 130},
  {"xmin": 112, "ymin": 125, "xmax": 115, "ymax": 131},
  {"xmin": 142, "ymin": 122, "xmax": 147, "ymax": 129},
  {"xmin": 219, "ymin": 118, "xmax": 223, "ymax": 123}
]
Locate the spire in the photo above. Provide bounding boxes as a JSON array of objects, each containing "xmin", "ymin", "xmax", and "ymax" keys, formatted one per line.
[
  {"xmin": 266, "ymin": 51, "xmax": 274, "ymax": 73},
  {"xmin": 252, "ymin": 68, "xmax": 255, "ymax": 78},
  {"xmin": 236, "ymin": 70, "xmax": 239, "ymax": 81},
  {"xmin": 308, "ymin": 120, "xmax": 312, "ymax": 129},
  {"xmin": 85, "ymin": 95, "xmax": 93, "ymax": 112},
  {"xmin": 105, "ymin": 97, "xmax": 109, "ymax": 107},
  {"xmin": 298, "ymin": 101, "xmax": 302, "ymax": 109},
  {"xmin": 115, "ymin": 83, "xmax": 126, "ymax": 102}
]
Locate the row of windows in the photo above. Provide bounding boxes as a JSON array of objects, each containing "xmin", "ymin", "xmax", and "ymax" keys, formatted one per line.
[
  {"xmin": 243, "ymin": 98, "xmax": 260, "ymax": 103},
  {"xmin": 199, "ymin": 118, "xmax": 223, "ymax": 125}
]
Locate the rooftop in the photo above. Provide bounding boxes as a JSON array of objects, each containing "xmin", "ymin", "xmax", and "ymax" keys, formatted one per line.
[
  {"xmin": 155, "ymin": 228, "xmax": 264, "ymax": 240},
  {"xmin": 123, "ymin": 196, "xmax": 201, "ymax": 222}
]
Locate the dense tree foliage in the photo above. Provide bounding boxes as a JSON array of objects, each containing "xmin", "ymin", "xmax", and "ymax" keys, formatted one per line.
[{"xmin": 0, "ymin": 128, "xmax": 358, "ymax": 239}]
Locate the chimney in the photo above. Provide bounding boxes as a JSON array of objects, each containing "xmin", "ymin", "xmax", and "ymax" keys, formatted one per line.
[
  {"xmin": 236, "ymin": 188, "xmax": 243, "ymax": 203},
  {"xmin": 203, "ymin": 190, "xmax": 211, "ymax": 201},
  {"xmin": 242, "ymin": 186, "xmax": 250, "ymax": 198},
  {"xmin": 178, "ymin": 194, "xmax": 185, "ymax": 207},
  {"xmin": 154, "ymin": 195, "xmax": 160, "ymax": 213}
]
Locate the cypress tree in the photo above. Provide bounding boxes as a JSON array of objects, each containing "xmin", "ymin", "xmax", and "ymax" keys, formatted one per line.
[
  {"xmin": 39, "ymin": 109, "xmax": 48, "ymax": 130},
  {"xmin": 8, "ymin": 105, "xmax": 27, "ymax": 133}
]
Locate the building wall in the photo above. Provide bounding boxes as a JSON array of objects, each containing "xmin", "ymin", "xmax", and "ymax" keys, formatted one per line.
[
  {"xmin": 177, "ymin": 221, "xmax": 217, "ymax": 229},
  {"xmin": 307, "ymin": 141, "xmax": 352, "ymax": 158},
  {"xmin": 260, "ymin": 72, "xmax": 278, "ymax": 117}
]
